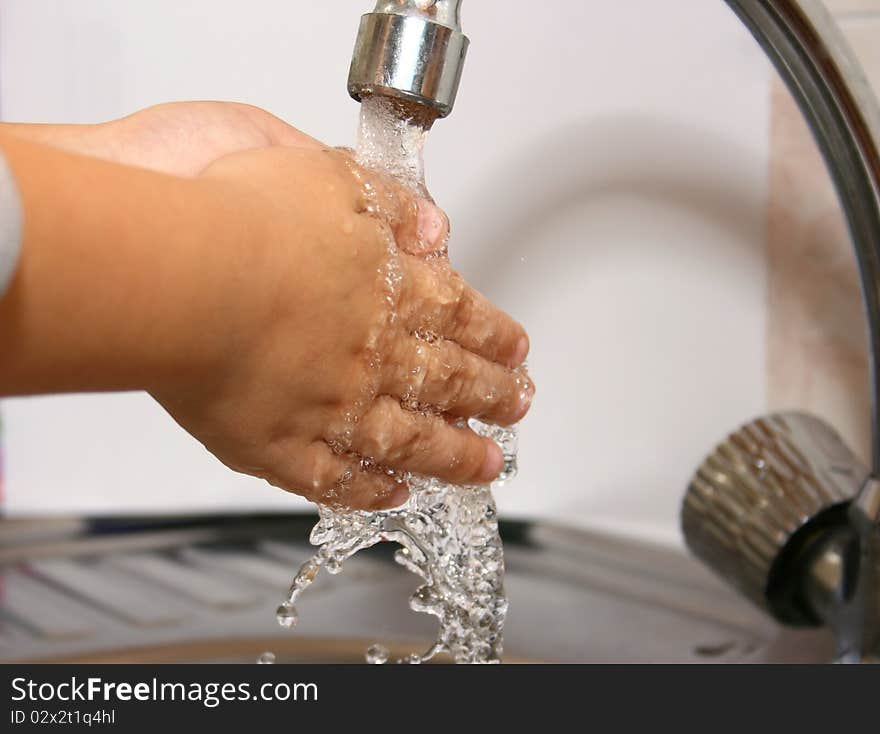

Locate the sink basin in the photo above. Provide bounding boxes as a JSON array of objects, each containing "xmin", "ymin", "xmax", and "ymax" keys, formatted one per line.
[{"xmin": 0, "ymin": 514, "xmax": 832, "ymax": 663}]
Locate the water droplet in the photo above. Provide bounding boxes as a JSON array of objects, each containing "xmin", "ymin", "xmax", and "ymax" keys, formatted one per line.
[
  {"xmin": 295, "ymin": 561, "xmax": 319, "ymax": 586},
  {"xmin": 411, "ymin": 586, "xmax": 437, "ymax": 612},
  {"xmin": 257, "ymin": 651, "xmax": 276, "ymax": 664},
  {"xmin": 275, "ymin": 601, "xmax": 299, "ymax": 629},
  {"xmin": 365, "ymin": 644, "xmax": 390, "ymax": 665},
  {"xmin": 325, "ymin": 558, "xmax": 342, "ymax": 575},
  {"xmin": 754, "ymin": 458, "xmax": 769, "ymax": 479}
]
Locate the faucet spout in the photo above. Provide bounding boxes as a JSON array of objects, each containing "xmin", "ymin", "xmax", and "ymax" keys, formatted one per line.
[{"xmin": 348, "ymin": 0, "xmax": 469, "ymax": 118}]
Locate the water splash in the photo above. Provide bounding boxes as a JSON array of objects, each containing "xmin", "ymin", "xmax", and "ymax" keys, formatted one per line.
[
  {"xmin": 276, "ymin": 96, "xmax": 518, "ymax": 664},
  {"xmin": 355, "ymin": 95, "xmax": 431, "ymax": 195}
]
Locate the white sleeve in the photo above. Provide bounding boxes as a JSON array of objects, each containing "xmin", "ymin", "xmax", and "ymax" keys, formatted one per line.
[{"xmin": 0, "ymin": 151, "xmax": 23, "ymax": 296}]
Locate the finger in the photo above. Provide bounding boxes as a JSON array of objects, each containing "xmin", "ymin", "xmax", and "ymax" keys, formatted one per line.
[
  {"xmin": 399, "ymin": 257, "xmax": 530, "ymax": 367},
  {"xmin": 354, "ymin": 166, "xmax": 449, "ymax": 254},
  {"xmin": 409, "ymin": 198, "xmax": 450, "ymax": 255},
  {"xmin": 347, "ymin": 396, "xmax": 505, "ymax": 485},
  {"xmin": 242, "ymin": 107, "xmax": 326, "ymax": 150},
  {"xmin": 262, "ymin": 439, "xmax": 409, "ymax": 511},
  {"xmin": 382, "ymin": 336, "xmax": 534, "ymax": 425}
]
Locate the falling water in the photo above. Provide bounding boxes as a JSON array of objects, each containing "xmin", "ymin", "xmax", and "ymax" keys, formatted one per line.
[{"xmin": 274, "ymin": 96, "xmax": 519, "ymax": 664}]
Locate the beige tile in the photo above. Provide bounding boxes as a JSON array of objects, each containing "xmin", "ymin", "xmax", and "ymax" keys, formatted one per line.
[
  {"xmin": 766, "ymin": 80, "xmax": 871, "ymax": 464},
  {"xmin": 838, "ymin": 16, "xmax": 880, "ymax": 94},
  {"xmin": 768, "ymin": 3, "xmax": 880, "ymax": 466},
  {"xmin": 824, "ymin": 0, "xmax": 880, "ymax": 15}
]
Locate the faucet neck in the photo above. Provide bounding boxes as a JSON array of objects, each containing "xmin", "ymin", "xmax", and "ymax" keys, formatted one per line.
[{"xmin": 370, "ymin": 1, "xmax": 463, "ymax": 31}]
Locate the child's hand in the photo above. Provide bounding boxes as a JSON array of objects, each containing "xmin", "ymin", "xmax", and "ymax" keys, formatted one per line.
[
  {"xmin": 4, "ymin": 101, "xmax": 450, "ymax": 258},
  {"xmin": 151, "ymin": 145, "xmax": 533, "ymax": 510},
  {"xmin": 0, "ymin": 105, "xmax": 533, "ymax": 511},
  {"xmin": 4, "ymin": 101, "xmax": 320, "ymax": 174}
]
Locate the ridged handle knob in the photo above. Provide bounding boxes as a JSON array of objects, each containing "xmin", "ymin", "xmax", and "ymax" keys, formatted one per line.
[{"xmin": 682, "ymin": 412, "xmax": 869, "ymax": 625}]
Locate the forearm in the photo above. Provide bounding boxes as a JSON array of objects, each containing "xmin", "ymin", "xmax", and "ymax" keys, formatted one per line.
[
  {"xmin": 0, "ymin": 122, "xmax": 118, "ymax": 161},
  {"xmin": 0, "ymin": 133, "xmax": 246, "ymax": 396}
]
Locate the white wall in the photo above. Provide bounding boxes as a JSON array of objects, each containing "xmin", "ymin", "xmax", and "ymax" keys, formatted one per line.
[{"xmin": 0, "ymin": 0, "xmax": 771, "ymax": 546}]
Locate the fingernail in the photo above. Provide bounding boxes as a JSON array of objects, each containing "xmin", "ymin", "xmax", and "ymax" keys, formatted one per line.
[
  {"xmin": 510, "ymin": 335, "xmax": 530, "ymax": 367},
  {"xmin": 477, "ymin": 441, "xmax": 504, "ymax": 483},
  {"xmin": 516, "ymin": 381, "xmax": 535, "ymax": 419},
  {"xmin": 373, "ymin": 482, "xmax": 410, "ymax": 510},
  {"xmin": 416, "ymin": 200, "xmax": 448, "ymax": 251},
  {"xmin": 387, "ymin": 484, "xmax": 410, "ymax": 508}
]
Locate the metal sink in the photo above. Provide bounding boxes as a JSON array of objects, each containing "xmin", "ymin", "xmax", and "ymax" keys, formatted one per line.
[{"xmin": 0, "ymin": 514, "xmax": 832, "ymax": 663}]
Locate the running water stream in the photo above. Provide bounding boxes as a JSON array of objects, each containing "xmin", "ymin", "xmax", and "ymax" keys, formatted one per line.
[{"xmin": 274, "ymin": 97, "xmax": 520, "ymax": 664}]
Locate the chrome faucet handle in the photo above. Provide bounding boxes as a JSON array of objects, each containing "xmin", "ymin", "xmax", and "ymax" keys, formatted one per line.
[
  {"xmin": 682, "ymin": 412, "xmax": 880, "ymax": 660},
  {"xmin": 348, "ymin": 0, "xmax": 469, "ymax": 118}
]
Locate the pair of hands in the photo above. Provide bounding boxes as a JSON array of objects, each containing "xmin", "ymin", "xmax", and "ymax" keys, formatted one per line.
[{"xmin": 3, "ymin": 102, "xmax": 533, "ymax": 510}]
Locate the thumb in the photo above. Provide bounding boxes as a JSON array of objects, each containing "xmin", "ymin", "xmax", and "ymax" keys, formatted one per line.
[
  {"xmin": 364, "ymin": 169, "xmax": 450, "ymax": 255},
  {"xmin": 408, "ymin": 197, "xmax": 450, "ymax": 255}
]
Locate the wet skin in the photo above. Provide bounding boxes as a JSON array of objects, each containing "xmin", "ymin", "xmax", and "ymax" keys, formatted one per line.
[{"xmin": 0, "ymin": 102, "xmax": 534, "ymax": 510}]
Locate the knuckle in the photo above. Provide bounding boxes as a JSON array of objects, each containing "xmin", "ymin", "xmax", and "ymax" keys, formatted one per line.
[
  {"xmin": 392, "ymin": 420, "xmax": 427, "ymax": 464},
  {"xmin": 443, "ymin": 355, "xmax": 470, "ymax": 408},
  {"xmin": 401, "ymin": 341, "xmax": 431, "ymax": 400},
  {"xmin": 450, "ymin": 284, "xmax": 474, "ymax": 335},
  {"xmin": 356, "ymin": 401, "xmax": 398, "ymax": 458},
  {"xmin": 447, "ymin": 370, "xmax": 468, "ymax": 407}
]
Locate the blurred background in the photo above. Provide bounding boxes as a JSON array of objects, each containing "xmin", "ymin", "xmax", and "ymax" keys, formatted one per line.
[{"xmin": 0, "ymin": 0, "xmax": 872, "ymax": 548}]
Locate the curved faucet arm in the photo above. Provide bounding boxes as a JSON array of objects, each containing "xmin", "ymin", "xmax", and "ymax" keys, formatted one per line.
[
  {"xmin": 726, "ymin": 0, "xmax": 880, "ymax": 476},
  {"xmin": 725, "ymin": 0, "xmax": 880, "ymax": 662}
]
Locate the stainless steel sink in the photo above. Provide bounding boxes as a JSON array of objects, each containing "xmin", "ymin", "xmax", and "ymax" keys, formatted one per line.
[{"xmin": 0, "ymin": 515, "xmax": 832, "ymax": 663}]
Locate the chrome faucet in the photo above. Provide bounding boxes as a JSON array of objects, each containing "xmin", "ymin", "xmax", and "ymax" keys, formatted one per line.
[
  {"xmin": 348, "ymin": 0, "xmax": 468, "ymax": 119},
  {"xmin": 347, "ymin": 0, "xmax": 880, "ymax": 662},
  {"xmin": 682, "ymin": 0, "xmax": 880, "ymax": 664}
]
